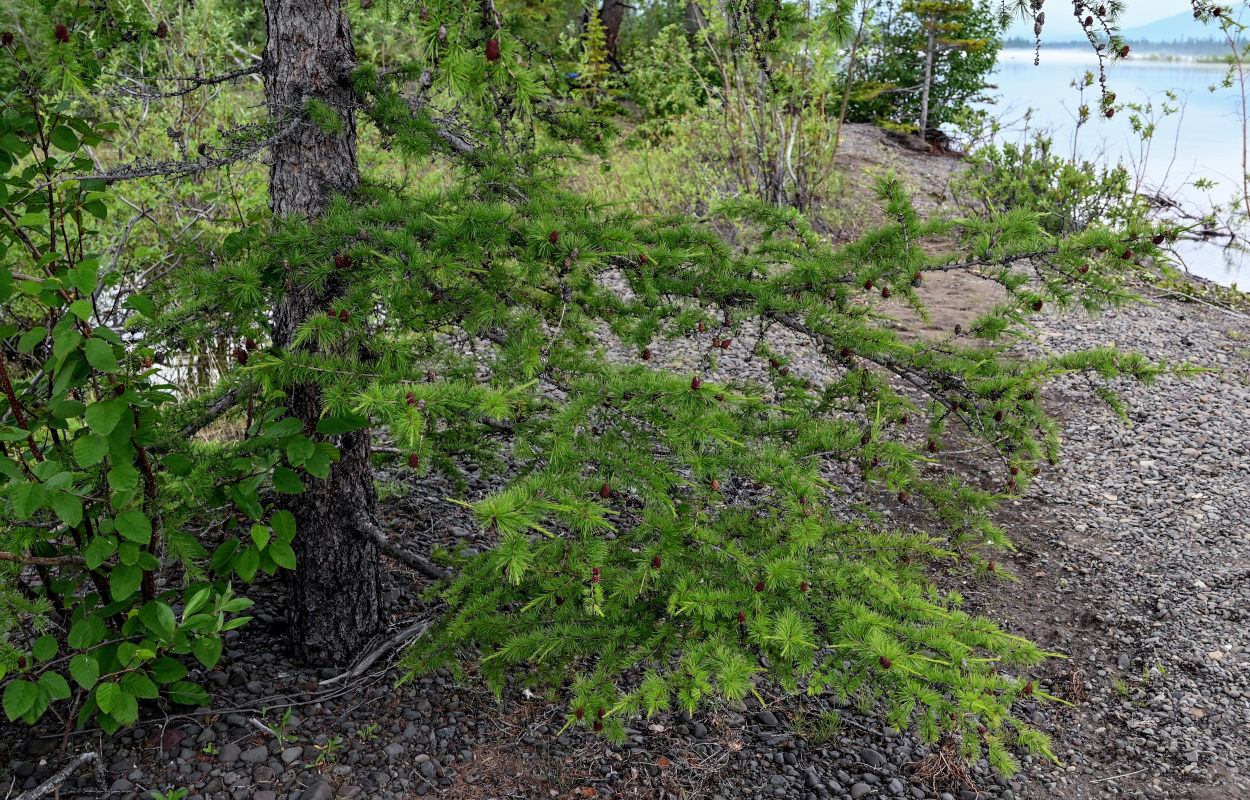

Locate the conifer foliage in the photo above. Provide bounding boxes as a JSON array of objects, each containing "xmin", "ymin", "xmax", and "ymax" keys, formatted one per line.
[{"xmin": 0, "ymin": 0, "xmax": 1183, "ymax": 773}]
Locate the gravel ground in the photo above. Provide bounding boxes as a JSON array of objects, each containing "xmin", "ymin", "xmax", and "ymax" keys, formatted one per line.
[{"xmin": 2, "ymin": 126, "xmax": 1248, "ymax": 800}]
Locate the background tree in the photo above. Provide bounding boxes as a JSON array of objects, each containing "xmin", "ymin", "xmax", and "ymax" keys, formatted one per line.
[{"xmin": 847, "ymin": 0, "xmax": 1002, "ymax": 138}]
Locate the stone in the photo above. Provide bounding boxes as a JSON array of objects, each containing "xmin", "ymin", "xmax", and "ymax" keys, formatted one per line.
[
  {"xmin": 859, "ymin": 747, "xmax": 886, "ymax": 768},
  {"xmin": 850, "ymin": 783, "xmax": 874, "ymax": 800},
  {"xmin": 298, "ymin": 781, "xmax": 334, "ymax": 800},
  {"xmin": 240, "ymin": 745, "xmax": 269, "ymax": 764},
  {"xmin": 281, "ymin": 746, "xmax": 304, "ymax": 764},
  {"xmin": 217, "ymin": 742, "xmax": 242, "ymax": 763},
  {"xmin": 756, "ymin": 710, "xmax": 780, "ymax": 728}
]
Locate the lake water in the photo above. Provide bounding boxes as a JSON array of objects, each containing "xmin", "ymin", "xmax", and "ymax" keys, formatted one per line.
[{"xmin": 987, "ymin": 48, "xmax": 1248, "ymax": 286}]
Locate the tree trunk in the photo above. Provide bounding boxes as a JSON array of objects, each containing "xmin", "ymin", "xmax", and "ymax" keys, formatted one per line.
[
  {"xmin": 599, "ymin": 0, "xmax": 627, "ymax": 62},
  {"xmin": 918, "ymin": 21, "xmax": 936, "ymax": 140},
  {"xmin": 262, "ymin": 0, "xmax": 382, "ymax": 666}
]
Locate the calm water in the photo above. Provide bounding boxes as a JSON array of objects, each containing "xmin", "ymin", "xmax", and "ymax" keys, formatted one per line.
[{"xmin": 988, "ymin": 48, "xmax": 1248, "ymax": 286}]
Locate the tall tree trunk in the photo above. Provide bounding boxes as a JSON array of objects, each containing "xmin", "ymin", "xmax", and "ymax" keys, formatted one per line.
[
  {"xmin": 599, "ymin": 0, "xmax": 627, "ymax": 62},
  {"xmin": 918, "ymin": 21, "xmax": 936, "ymax": 140},
  {"xmin": 262, "ymin": 0, "xmax": 382, "ymax": 666}
]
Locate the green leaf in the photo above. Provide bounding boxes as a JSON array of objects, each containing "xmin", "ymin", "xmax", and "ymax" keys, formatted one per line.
[
  {"xmin": 50, "ymin": 492, "xmax": 83, "ymax": 526},
  {"xmin": 16, "ymin": 327, "xmax": 46, "ymax": 353},
  {"xmin": 115, "ymin": 510, "xmax": 152, "ymax": 544},
  {"xmin": 270, "ymin": 509, "xmax": 296, "ymax": 542},
  {"xmin": 316, "ymin": 413, "xmax": 369, "ymax": 435},
  {"xmin": 83, "ymin": 338, "xmax": 119, "ymax": 373},
  {"xmin": 138, "ymin": 601, "xmax": 177, "ymax": 639},
  {"xmin": 191, "ymin": 636, "xmax": 222, "ymax": 669},
  {"xmin": 272, "ymin": 466, "xmax": 304, "ymax": 494},
  {"xmin": 95, "ymin": 681, "xmax": 121, "ymax": 714},
  {"xmin": 249, "ymin": 524, "xmax": 270, "ymax": 550},
  {"xmin": 120, "ymin": 671, "xmax": 158, "ymax": 700},
  {"xmin": 304, "ymin": 449, "xmax": 331, "ymax": 479},
  {"xmin": 162, "ymin": 453, "xmax": 193, "ymax": 476},
  {"xmin": 261, "ymin": 418, "xmax": 304, "ymax": 438},
  {"xmin": 69, "ymin": 654, "xmax": 99, "ymax": 690},
  {"xmin": 39, "ymin": 671, "xmax": 71, "ymax": 700},
  {"xmin": 52, "ymin": 328, "xmax": 83, "ymax": 361},
  {"xmin": 49, "ymin": 126, "xmax": 79, "ymax": 152},
  {"xmin": 111, "ymin": 690, "xmax": 138, "ymax": 725},
  {"xmin": 67, "ymin": 264, "xmax": 97, "ymax": 294},
  {"xmin": 107, "ymin": 463, "xmax": 140, "ymax": 492},
  {"xmin": 268, "ymin": 540, "xmax": 296, "ymax": 571},
  {"xmin": 149, "ymin": 657, "xmax": 187, "ymax": 684},
  {"xmin": 285, "ymin": 436, "xmax": 315, "ymax": 466},
  {"xmin": 31, "ymin": 635, "xmax": 57, "ymax": 662},
  {"xmin": 85, "ymin": 400, "xmax": 125, "ymax": 435},
  {"xmin": 167, "ymin": 681, "xmax": 209, "ymax": 707},
  {"xmin": 67, "ymin": 615, "xmax": 106, "ymax": 649},
  {"xmin": 68, "ymin": 299, "xmax": 94, "ymax": 320},
  {"xmin": 83, "ymin": 535, "xmax": 116, "ymax": 570},
  {"xmin": 9, "ymin": 481, "xmax": 46, "ymax": 520},
  {"xmin": 230, "ymin": 483, "xmax": 264, "ymax": 521},
  {"xmin": 122, "ymin": 294, "xmax": 155, "ymax": 317},
  {"xmin": 183, "ymin": 587, "xmax": 211, "ymax": 619},
  {"xmin": 234, "ymin": 546, "xmax": 260, "ymax": 583},
  {"xmin": 109, "ymin": 564, "xmax": 143, "ymax": 601},
  {"xmin": 73, "ymin": 434, "xmax": 109, "ymax": 467},
  {"xmin": 3, "ymin": 680, "xmax": 39, "ymax": 721}
]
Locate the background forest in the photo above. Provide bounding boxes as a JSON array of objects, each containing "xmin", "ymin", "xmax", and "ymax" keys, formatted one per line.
[{"xmin": 0, "ymin": 0, "xmax": 1247, "ymax": 798}]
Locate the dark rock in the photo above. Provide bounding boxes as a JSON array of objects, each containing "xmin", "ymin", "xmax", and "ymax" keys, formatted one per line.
[
  {"xmin": 859, "ymin": 747, "xmax": 886, "ymax": 768},
  {"xmin": 217, "ymin": 742, "xmax": 242, "ymax": 763},
  {"xmin": 298, "ymin": 780, "xmax": 334, "ymax": 800}
]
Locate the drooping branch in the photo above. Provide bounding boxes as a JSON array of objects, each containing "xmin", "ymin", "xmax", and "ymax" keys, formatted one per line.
[
  {"xmin": 72, "ymin": 119, "xmax": 300, "ymax": 185},
  {"xmin": 179, "ymin": 387, "xmax": 244, "ymax": 441}
]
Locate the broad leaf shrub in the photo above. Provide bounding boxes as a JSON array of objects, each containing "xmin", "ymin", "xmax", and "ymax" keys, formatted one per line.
[
  {"xmin": 954, "ymin": 130, "xmax": 1149, "ymax": 236},
  {"xmin": 0, "ymin": 8, "xmax": 314, "ymax": 733}
]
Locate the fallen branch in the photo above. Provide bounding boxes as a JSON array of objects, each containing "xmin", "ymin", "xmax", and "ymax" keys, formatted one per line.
[
  {"xmin": 14, "ymin": 751, "xmax": 99, "ymax": 800},
  {"xmin": 319, "ymin": 619, "xmax": 432, "ymax": 687},
  {"xmin": 351, "ymin": 512, "xmax": 450, "ymax": 581}
]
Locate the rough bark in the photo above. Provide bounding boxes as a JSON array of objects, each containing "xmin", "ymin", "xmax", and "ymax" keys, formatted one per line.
[
  {"xmin": 599, "ymin": 0, "xmax": 628, "ymax": 62},
  {"xmin": 262, "ymin": 0, "xmax": 382, "ymax": 666}
]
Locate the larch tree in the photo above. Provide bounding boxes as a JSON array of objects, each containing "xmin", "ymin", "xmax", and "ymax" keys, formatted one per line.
[{"xmin": 0, "ymin": 0, "xmax": 1193, "ymax": 772}]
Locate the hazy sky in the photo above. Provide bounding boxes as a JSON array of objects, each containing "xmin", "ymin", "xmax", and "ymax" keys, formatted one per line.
[{"xmin": 1005, "ymin": 1, "xmax": 1188, "ymax": 39}]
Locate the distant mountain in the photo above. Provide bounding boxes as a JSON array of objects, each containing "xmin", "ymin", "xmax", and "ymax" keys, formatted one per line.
[
  {"xmin": 1115, "ymin": 10, "xmax": 1224, "ymax": 42},
  {"xmin": 1022, "ymin": 10, "xmax": 1231, "ymax": 45}
]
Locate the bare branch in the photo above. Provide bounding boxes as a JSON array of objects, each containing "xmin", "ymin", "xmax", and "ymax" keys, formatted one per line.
[
  {"xmin": 351, "ymin": 512, "xmax": 450, "ymax": 581},
  {"xmin": 13, "ymin": 751, "xmax": 99, "ymax": 800},
  {"xmin": 106, "ymin": 65, "xmax": 262, "ymax": 101}
]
